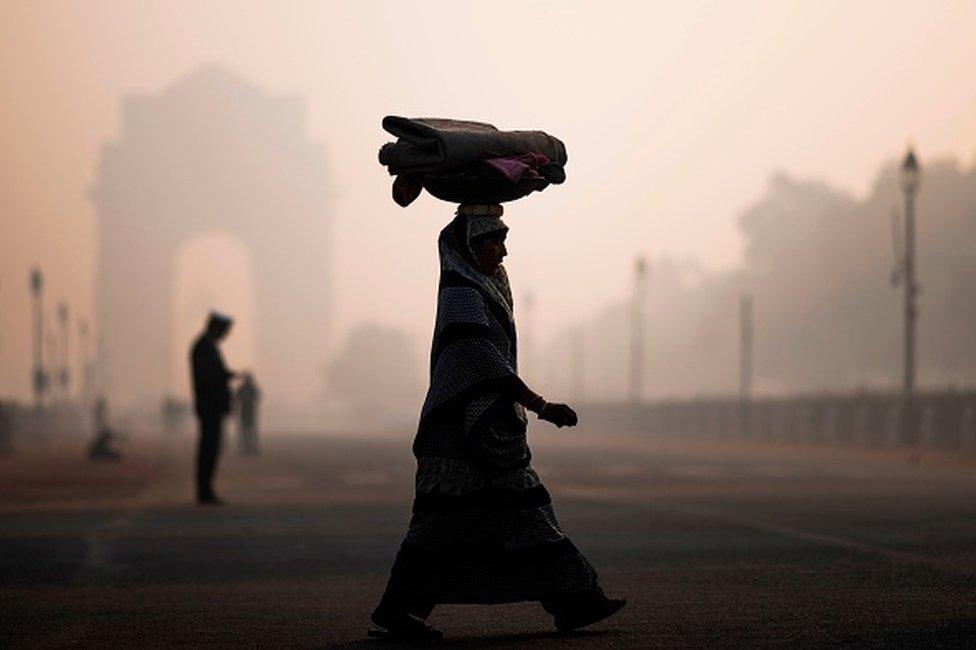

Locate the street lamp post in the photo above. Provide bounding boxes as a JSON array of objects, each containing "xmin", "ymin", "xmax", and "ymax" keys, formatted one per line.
[
  {"xmin": 78, "ymin": 318, "xmax": 91, "ymax": 404},
  {"xmin": 29, "ymin": 268, "xmax": 45, "ymax": 408},
  {"xmin": 899, "ymin": 147, "xmax": 920, "ymax": 445},
  {"xmin": 47, "ymin": 329, "xmax": 58, "ymax": 405},
  {"xmin": 570, "ymin": 327, "xmax": 585, "ymax": 404},
  {"xmin": 630, "ymin": 256, "xmax": 648, "ymax": 405},
  {"xmin": 522, "ymin": 291, "xmax": 535, "ymax": 387},
  {"xmin": 739, "ymin": 293, "xmax": 753, "ymax": 403},
  {"xmin": 57, "ymin": 302, "xmax": 70, "ymax": 402}
]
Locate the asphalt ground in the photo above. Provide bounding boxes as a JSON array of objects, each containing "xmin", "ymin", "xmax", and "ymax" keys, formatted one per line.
[{"xmin": 2, "ymin": 429, "xmax": 976, "ymax": 648}]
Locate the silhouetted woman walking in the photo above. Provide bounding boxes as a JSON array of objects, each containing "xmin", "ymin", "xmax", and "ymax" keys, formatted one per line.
[{"xmin": 371, "ymin": 205, "xmax": 624, "ymax": 640}]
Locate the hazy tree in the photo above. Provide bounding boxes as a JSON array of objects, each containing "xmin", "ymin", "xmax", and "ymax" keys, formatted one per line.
[
  {"xmin": 549, "ymin": 156, "xmax": 976, "ymax": 399},
  {"xmin": 326, "ymin": 323, "xmax": 423, "ymax": 412}
]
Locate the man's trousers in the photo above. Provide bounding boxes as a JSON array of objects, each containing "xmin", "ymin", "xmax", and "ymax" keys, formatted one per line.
[{"xmin": 196, "ymin": 414, "xmax": 224, "ymax": 501}]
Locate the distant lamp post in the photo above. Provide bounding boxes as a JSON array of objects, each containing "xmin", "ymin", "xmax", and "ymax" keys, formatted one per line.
[
  {"xmin": 29, "ymin": 268, "xmax": 46, "ymax": 408},
  {"xmin": 630, "ymin": 256, "xmax": 648, "ymax": 405},
  {"xmin": 57, "ymin": 302, "xmax": 70, "ymax": 401},
  {"xmin": 522, "ymin": 291, "xmax": 535, "ymax": 386},
  {"xmin": 46, "ymin": 329, "xmax": 58, "ymax": 406},
  {"xmin": 739, "ymin": 294, "xmax": 753, "ymax": 403},
  {"xmin": 899, "ymin": 146, "xmax": 920, "ymax": 445},
  {"xmin": 78, "ymin": 319, "xmax": 92, "ymax": 404},
  {"xmin": 571, "ymin": 327, "xmax": 585, "ymax": 404}
]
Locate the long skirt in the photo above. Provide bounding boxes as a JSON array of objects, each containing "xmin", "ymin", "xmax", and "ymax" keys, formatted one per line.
[{"xmin": 378, "ymin": 457, "xmax": 598, "ymax": 610}]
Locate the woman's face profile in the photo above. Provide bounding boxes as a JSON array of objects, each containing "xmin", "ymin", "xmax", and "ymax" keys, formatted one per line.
[{"xmin": 474, "ymin": 233, "xmax": 507, "ymax": 274}]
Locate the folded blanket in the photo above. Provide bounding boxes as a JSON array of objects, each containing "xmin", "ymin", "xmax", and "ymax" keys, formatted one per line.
[{"xmin": 379, "ymin": 116, "xmax": 568, "ymax": 176}]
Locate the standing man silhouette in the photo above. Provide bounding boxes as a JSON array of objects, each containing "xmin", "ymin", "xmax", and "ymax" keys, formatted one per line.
[{"xmin": 190, "ymin": 311, "xmax": 236, "ymax": 505}]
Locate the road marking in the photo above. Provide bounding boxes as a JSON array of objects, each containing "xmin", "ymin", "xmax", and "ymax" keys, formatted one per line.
[
  {"xmin": 674, "ymin": 504, "xmax": 976, "ymax": 578},
  {"xmin": 34, "ymin": 481, "xmax": 172, "ymax": 646}
]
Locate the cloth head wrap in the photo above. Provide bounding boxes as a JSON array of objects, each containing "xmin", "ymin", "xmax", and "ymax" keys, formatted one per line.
[
  {"xmin": 461, "ymin": 204, "xmax": 508, "ymax": 260},
  {"xmin": 453, "ymin": 204, "xmax": 513, "ymax": 308}
]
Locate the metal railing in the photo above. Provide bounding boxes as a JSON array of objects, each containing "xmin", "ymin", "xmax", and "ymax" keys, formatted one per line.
[{"xmin": 580, "ymin": 390, "xmax": 976, "ymax": 449}]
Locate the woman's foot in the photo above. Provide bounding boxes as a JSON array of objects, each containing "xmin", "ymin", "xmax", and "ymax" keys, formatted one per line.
[
  {"xmin": 553, "ymin": 596, "xmax": 626, "ymax": 632},
  {"xmin": 370, "ymin": 606, "xmax": 443, "ymax": 641}
]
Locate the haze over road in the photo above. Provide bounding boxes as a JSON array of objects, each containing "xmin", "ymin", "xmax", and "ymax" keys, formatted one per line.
[{"xmin": 3, "ymin": 431, "xmax": 975, "ymax": 647}]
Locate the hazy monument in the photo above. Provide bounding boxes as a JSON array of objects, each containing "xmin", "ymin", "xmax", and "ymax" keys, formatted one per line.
[{"xmin": 91, "ymin": 67, "xmax": 330, "ymax": 416}]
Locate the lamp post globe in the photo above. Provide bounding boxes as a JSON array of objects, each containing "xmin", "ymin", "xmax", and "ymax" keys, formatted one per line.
[{"xmin": 900, "ymin": 147, "xmax": 920, "ymax": 195}]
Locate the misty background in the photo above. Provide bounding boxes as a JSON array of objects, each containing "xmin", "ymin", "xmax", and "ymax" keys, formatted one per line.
[
  {"xmin": 549, "ymin": 161, "xmax": 976, "ymax": 401},
  {"xmin": 1, "ymin": 1, "xmax": 975, "ymax": 428}
]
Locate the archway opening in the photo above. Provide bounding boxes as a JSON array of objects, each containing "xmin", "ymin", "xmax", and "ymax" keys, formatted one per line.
[{"xmin": 170, "ymin": 233, "xmax": 258, "ymax": 398}]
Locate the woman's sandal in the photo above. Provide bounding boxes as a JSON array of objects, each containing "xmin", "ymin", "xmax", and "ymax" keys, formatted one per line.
[
  {"xmin": 369, "ymin": 610, "xmax": 443, "ymax": 641},
  {"xmin": 554, "ymin": 597, "xmax": 626, "ymax": 632}
]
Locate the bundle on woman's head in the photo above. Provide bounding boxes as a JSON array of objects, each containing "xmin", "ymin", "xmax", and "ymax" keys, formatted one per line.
[{"xmin": 378, "ymin": 116, "xmax": 568, "ymax": 209}]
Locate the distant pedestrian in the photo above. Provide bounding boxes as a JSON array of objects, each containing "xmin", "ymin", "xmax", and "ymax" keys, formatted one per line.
[
  {"xmin": 161, "ymin": 395, "xmax": 188, "ymax": 436},
  {"xmin": 88, "ymin": 396, "xmax": 122, "ymax": 462},
  {"xmin": 235, "ymin": 373, "xmax": 261, "ymax": 456},
  {"xmin": 93, "ymin": 395, "xmax": 108, "ymax": 432},
  {"xmin": 0, "ymin": 401, "xmax": 9, "ymax": 456},
  {"xmin": 88, "ymin": 427, "xmax": 122, "ymax": 462},
  {"xmin": 190, "ymin": 311, "xmax": 236, "ymax": 505},
  {"xmin": 370, "ymin": 208, "xmax": 624, "ymax": 640}
]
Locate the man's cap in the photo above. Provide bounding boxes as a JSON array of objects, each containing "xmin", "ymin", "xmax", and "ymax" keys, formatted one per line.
[{"xmin": 207, "ymin": 310, "xmax": 233, "ymax": 327}]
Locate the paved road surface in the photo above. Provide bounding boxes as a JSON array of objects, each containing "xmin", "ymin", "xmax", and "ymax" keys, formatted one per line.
[{"xmin": 2, "ymin": 431, "xmax": 976, "ymax": 647}]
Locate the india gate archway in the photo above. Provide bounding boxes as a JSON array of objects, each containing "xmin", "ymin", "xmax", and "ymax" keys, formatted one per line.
[{"xmin": 92, "ymin": 67, "xmax": 330, "ymax": 418}]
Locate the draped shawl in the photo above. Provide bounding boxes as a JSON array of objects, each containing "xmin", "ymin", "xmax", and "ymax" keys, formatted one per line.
[{"xmin": 413, "ymin": 215, "xmax": 529, "ymax": 471}]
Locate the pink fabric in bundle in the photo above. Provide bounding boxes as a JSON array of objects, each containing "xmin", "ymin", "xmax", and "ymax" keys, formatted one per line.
[{"xmin": 484, "ymin": 152, "xmax": 550, "ymax": 183}]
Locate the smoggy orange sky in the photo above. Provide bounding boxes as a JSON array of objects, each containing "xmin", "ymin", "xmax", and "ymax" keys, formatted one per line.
[{"xmin": 2, "ymin": 1, "xmax": 975, "ymax": 402}]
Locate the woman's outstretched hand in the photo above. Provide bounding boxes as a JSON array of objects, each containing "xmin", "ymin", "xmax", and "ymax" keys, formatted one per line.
[
  {"xmin": 539, "ymin": 402, "xmax": 578, "ymax": 428},
  {"xmin": 519, "ymin": 387, "xmax": 578, "ymax": 428}
]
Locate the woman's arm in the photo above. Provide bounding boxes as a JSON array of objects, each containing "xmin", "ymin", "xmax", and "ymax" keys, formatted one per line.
[
  {"xmin": 514, "ymin": 382, "xmax": 578, "ymax": 428},
  {"xmin": 515, "ymin": 382, "xmax": 545, "ymax": 414}
]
